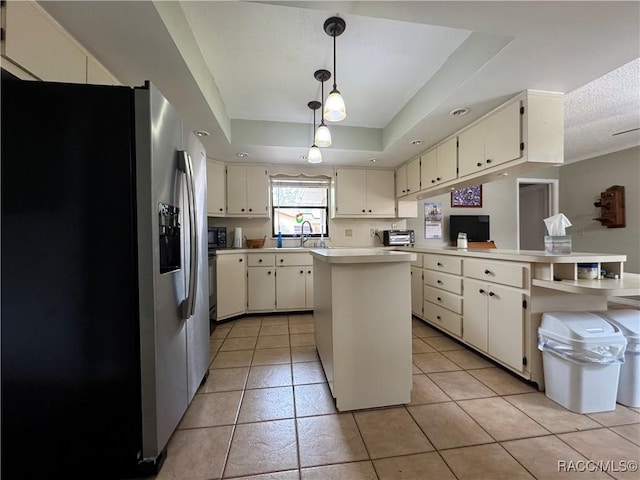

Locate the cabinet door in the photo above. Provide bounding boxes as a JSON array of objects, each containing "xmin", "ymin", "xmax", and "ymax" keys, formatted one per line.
[
  {"xmin": 206, "ymin": 160, "xmax": 226, "ymax": 216},
  {"xmin": 276, "ymin": 267, "xmax": 307, "ymax": 310},
  {"xmin": 436, "ymin": 137, "xmax": 458, "ymax": 183},
  {"xmin": 458, "ymin": 123, "xmax": 485, "ymax": 177},
  {"xmin": 247, "ymin": 268, "xmax": 275, "ymax": 311},
  {"xmin": 395, "ymin": 164, "xmax": 408, "ymax": 197},
  {"xmin": 462, "ymin": 279, "xmax": 488, "ymax": 350},
  {"xmin": 366, "ymin": 170, "xmax": 395, "ymax": 215},
  {"xmin": 406, "ymin": 158, "xmax": 421, "ymax": 195},
  {"xmin": 305, "ymin": 267, "xmax": 314, "ymax": 308},
  {"xmin": 335, "ymin": 169, "xmax": 366, "ymax": 215},
  {"xmin": 245, "ymin": 166, "xmax": 268, "ymax": 216},
  {"xmin": 420, "ymin": 149, "xmax": 437, "ymax": 188},
  {"xmin": 216, "ymin": 254, "xmax": 246, "ymax": 318},
  {"xmin": 484, "ymin": 101, "xmax": 522, "ymax": 169},
  {"xmin": 488, "ymin": 285, "xmax": 524, "ymax": 371},
  {"xmin": 411, "ymin": 267, "xmax": 423, "ymax": 316},
  {"xmin": 226, "ymin": 165, "xmax": 247, "ymax": 214}
]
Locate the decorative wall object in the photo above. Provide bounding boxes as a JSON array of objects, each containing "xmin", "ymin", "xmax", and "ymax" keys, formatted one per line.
[
  {"xmin": 594, "ymin": 185, "xmax": 625, "ymax": 228},
  {"xmin": 451, "ymin": 185, "xmax": 482, "ymax": 207}
]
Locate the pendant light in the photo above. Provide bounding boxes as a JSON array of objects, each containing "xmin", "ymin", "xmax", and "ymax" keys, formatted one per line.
[
  {"xmin": 307, "ymin": 101, "xmax": 322, "ymax": 164},
  {"xmin": 323, "ymin": 16, "xmax": 347, "ymax": 122},
  {"xmin": 313, "ymin": 69, "xmax": 332, "ymax": 147}
]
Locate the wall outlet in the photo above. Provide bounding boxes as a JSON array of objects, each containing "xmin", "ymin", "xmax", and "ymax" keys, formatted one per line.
[
  {"xmin": 345, "ymin": 228, "xmax": 353, "ymax": 237},
  {"xmin": 370, "ymin": 228, "xmax": 376, "ymax": 237},
  {"xmin": 392, "ymin": 223, "xmax": 397, "ymax": 230}
]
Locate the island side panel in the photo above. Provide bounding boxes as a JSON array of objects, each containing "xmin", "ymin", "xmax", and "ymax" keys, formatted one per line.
[
  {"xmin": 313, "ymin": 259, "xmax": 335, "ymax": 396},
  {"xmin": 330, "ymin": 262, "xmax": 413, "ymax": 411}
]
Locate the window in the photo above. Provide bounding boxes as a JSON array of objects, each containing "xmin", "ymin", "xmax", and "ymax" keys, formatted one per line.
[{"xmin": 271, "ymin": 177, "xmax": 330, "ymax": 237}]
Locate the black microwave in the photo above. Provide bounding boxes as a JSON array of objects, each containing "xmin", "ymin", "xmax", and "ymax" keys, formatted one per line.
[{"xmin": 208, "ymin": 226, "xmax": 227, "ymax": 250}]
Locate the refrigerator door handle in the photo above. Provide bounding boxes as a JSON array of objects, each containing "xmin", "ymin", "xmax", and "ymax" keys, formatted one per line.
[{"xmin": 178, "ymin": 150, "xmax": 198, "ymax": 319}]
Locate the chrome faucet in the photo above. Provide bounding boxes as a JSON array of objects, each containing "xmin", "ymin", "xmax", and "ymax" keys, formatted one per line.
[{"xmin": 300, "ymin": 220, "xmax": 312, "ymax": 247}]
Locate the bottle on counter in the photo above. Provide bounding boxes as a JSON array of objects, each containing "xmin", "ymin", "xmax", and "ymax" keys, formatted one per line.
[{"xmin": 277, "ymin": 232, "xmax": 282, "ymax": 248}]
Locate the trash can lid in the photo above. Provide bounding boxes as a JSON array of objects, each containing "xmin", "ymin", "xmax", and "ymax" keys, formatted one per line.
[
  {"xmin": 539, "ymin": 311, "xmax": 626, "ymax": 348},
  {"xmin": 596, "ymin": 310, "xmax": 640, "ymax": 345}
]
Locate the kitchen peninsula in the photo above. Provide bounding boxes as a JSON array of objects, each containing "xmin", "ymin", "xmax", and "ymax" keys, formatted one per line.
[
  {"xmin": 310, "ymin": 248, "xmax": 416, "ymax": 411},
  {"xmin": 397, "ymin": 246, "xmax": 640, "ymax": 390}
]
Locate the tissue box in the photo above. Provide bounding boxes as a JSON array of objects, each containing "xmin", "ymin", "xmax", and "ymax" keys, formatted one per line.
[{"xmin": 544, "ymin": 235, "xmax": 572, "ymax": 254}]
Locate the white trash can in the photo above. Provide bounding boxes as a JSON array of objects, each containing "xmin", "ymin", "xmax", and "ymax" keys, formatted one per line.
[
  {"xmin": 538, "ymin": 312, "xmax": 627, "ymax": 413},
  {"xmin": 597, "ymin": 309, "xmax": 640, "ymax": 408}
]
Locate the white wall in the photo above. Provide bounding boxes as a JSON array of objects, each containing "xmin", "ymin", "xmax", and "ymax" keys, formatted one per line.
[
  {"xmin": 559, "ymin": 146, "xmax": 640, "ymax": 273},
  {"xmin": 407, "ymin": 167, "xmax": 559, "ymax": 249}
]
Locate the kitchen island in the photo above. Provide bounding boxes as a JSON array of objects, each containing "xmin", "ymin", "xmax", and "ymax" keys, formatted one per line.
[{"xmin": 310, "ymin": 248, "xmax": 416, "ymax": 411}]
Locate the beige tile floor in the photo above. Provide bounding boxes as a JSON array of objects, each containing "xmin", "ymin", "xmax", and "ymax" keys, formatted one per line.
[{"xmin": 155, "ymin": 314, "xmax": 640, "ymax": 480}]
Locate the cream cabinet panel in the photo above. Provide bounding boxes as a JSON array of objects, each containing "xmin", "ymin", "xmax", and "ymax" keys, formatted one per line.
[
  {"xmin": 395, "ymin": 164, "xmax": 408, "ymax": 198},
  {"xmin": 464, "ymin": 259, "xmax": 525, "ymax": 288},
  {"xmin": 366, "ymin": 170, "xmax": 396, "ymax": 216},
  {"xmin": 5, "ymin": 2, "xmax": 87, "ymax": 84},
  {"xmin": 423, "ymin": 270, "xmax": 462, "ymax": 295},
  {"xmin": 411, "ymin": 267, "xmax": 423, "ymax": 316},
  {"xmin": 305, "ymin": 267, "xmax": 314, "ymax": 308},
  {"xmin": 423, "ymin": 302, "xmax": 462, "ymax": 337},
  {"xmin": 462, "ymin": 278, "xmax": 489, "ymax": 350},
  {"xmin": 335, "ymin": 169, "xmax": 367, "ymax": 215},
  {"xmin": 276, "ymin": 253, "xmax": 313, "ymax": 266},
  {"xmin": 484, "ymin": 101, "xmax": 522, "ymax": 169},
  {"xmin": 424, "ymin": 254, "xmax": 461, "ymax": 275},
  {"xmin": 335, "ymin": 169, "xmax": 395, "ymax": 217},
  {"xmin": 424, "ymin": 286, "xmax": 462, "ymax": 314},
  {"xmin": 247, "ymin": 253, "xmax": 276, "ymax": 267},
  {"xmin": 458, "ymin": 123, "xmax": 485, "ymax": 177},
  {"xmin": 226, "ymin": 165, "xmax": 268, "ymax": 216},
  {"xmin": 406, "ymin": 158, "xmax": 421, "ymax": 195},
  {"xmin": 487, "ymin": 285, "xmax": 525, "ymax": 371},
  {"xmin": 247, "ymin": 268, "xmax": 275, "ymax": 312},
  {"xmin": 216, "ymin": 254, "xmax": 247, "ymax": 319},
  {"xmin": 420, "ymin": 149, "xmax": 437, "ymax": 189},
  {"xmin": 436, "ymin": 137, "xmax": 458, "ymax": 183},
  {"xmin": 206, "ymin": 160, "xmax": 226, "ymax": 216},
  {"xmin": 276, "ymin": 266, "xmax": 307, "ymax": 310}
]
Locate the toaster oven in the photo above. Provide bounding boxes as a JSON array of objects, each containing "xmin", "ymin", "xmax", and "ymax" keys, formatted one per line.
[{"xmin": 382, "ymin": 229, "xmax": 415, "ymax": 246}]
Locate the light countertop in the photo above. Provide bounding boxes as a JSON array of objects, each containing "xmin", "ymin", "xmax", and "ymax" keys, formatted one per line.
[{"xmin": 310, "ymin": 248, "xmax": 416, "ymax": 264}]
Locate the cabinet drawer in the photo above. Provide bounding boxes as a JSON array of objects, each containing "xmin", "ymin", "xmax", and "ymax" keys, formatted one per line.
[
  {"xmin": 424, "ymin": 254, "xmax": 462, "ymax": 275},
  {"xmin": 464, "ymin": 259, "xmax": 525, "ymax": 288},
  {"xmin": 247, "ymin": 253, "xmax": 275, "ymax": 267},
  {"xmin": 423, "ymin": 302, "xmax": 462, "ymax": 337},
  {"xmin": 276, "ymin": 253, "xmax": 313, "ymax": 266},
  {"xmin": 424, "ymin": 286, "xmax": 462, "ymax": 314},
  {"xmin": 424, "ymin": 270, "xmax": 462, "ymax": 295}
]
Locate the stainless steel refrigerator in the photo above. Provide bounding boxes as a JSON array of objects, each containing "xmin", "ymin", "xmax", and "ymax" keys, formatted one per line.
[{"xmin": 1, "ymin": 74, "xmax": 210, "ymax": 478}]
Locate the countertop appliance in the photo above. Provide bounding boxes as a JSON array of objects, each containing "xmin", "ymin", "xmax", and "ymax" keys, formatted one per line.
[
  {"xmin": 1, "ymin": 75, "xmax": 210, "ymax": 478},
  {"xmin": 382, "ymin": 229, "xmax": 415, "ymax": 246},
  {"xmin": 208, "ymin": 226, "xmax": 227, "ymax": 250}
]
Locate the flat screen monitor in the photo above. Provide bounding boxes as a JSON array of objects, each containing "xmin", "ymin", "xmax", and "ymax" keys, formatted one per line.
[{"xmin": 449, "ymin": 215, "xmax": 490, "ymax": 242}]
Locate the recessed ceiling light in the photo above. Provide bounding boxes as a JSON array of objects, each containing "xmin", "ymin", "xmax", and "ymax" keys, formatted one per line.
[
  {"xmin": 410, "ymin": 140, "xmax": 423, "ymax": 145},
  {"xmin": 236, "ymin": 152, "xmax": 249, "ymax": 157},
  {"xmin": 450, "ymin": 107, "xmax": 470, "ymax": 117},
  {"xmin": 194, "ymin": 130, "xmax": 210, "ymax": 137},
  {"xmin": 369, "ymin": 158, "xmax": 378, "ymax": 163}
]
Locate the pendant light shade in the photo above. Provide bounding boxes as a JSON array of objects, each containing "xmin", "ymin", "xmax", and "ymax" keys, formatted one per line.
[
  {"xmin": 313, "ymin": 69, "xmax": 332, "ymax": 147},
  {"xmin": 307, "ymin": 100, "xmax": 322, "ymax": 164},
  {"xmin": 323, "ymin": 16, "xmax": 347, "ymax": 122}
]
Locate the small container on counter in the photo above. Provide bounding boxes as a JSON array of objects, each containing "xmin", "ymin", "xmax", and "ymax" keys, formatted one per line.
[{"xmin": 577, "ymin": 263, "xmax": 599, "ymax": 279}]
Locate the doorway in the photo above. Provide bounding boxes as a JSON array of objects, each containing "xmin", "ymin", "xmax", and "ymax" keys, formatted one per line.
[{"xmin": 517, "ymin": 179, "xmax": 559, "ymax": 250}]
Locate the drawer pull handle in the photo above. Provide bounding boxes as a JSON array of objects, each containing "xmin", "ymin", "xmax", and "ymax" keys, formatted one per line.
[
  {"xmin": 308, "ymin": 270, "xmax": 312, "ymax": 274},
  {"xmin": 259, "ymin": 259, "xmax": 263, "ymax": 263},
  {"xmin": 437, "ymin": 297, "xmax": 442, "ymax": 302},
  {"xmin": 489, "ymin": 291, "xmax": 496, "ymax": 297},
  {"xmin": 484, "ymin": 269, "xmax": 492, "ymax": 275},
  {"xmin": 437, "ymin": 280, "xmax": 443, "ymax": 285},
  {"xmin": 436, "ymin": 315, "xmax": 442, "ymax": 320},
  {"xmin": 476, "ymin": 162, "xmax": 483, "ymax": 167},
  {"xmin": 300, "ymin": 270, "xmax": 304, "ymax": 274},
  {"xmin": 239, "ymin": 258, "xmax": 243, "ymax": 262},
  {"xmin": 268, "ymin": 271, "xmax": 272, "ymax": 275},
  {"xmin": 479, "ymin": 288, "xmax": 486, "ymax": 294},
  {"xmin": 486, "ymin": 159, "xmax": 492, "ymax": 164},
  {"xmin": 437, "ymin": 262, "xmax": 443, "ymax": 267},
  {"xmin": 280, "ymin": 259, "xmax": 284, "ymax": 263}
]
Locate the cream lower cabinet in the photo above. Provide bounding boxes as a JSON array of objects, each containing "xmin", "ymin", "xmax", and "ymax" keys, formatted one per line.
[
  {"xmin": 410, "ymin": 267, "xmax": 424, "ymax": 317},
  {"xmin": 462, "ymin": 258, "xmax": 528, "ymax": 372},
  {"xmin": 276, "ymin": 267, "xmax": 312, "ymax": 310},
  {"xmin": 247, "ymin": 253, "xmax": 276, "ymax": 312},
  {"xmin": 422, "ymin": 254, "xmax": 463, "ymax": 337},
  {"xmin": 216, "ymin": 254, "xmax": 247, "ymax": 319}
]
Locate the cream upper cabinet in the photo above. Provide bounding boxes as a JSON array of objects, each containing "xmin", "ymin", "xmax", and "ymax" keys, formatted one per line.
[
  {"xmin": 459, "ymin": 101, "xmax": 522, "ymax": 177},
  {"xmin": 206, "ymin": 160, "xmax": 226, "ymax": 217},
  {"xmin": 4, "ymin": 2, "xmax": 87, "ymax": 83},
  {"xmin": 335, "ymin": 169, "xmax": 395, "ymax": 217},
  {"xmin": 226, "ymin": 165, "xmax": 269, "ymax": 217},
  {"xmin": 395, "ymin": 157, "xmax": 421, "ymax": 198},
  {"xmin": 420, "ymin": 137, "xmax": 458, "ymax": 188}
]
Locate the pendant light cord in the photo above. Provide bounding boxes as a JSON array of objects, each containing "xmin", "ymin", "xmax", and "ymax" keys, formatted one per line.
[{"xmin": 332, "ymin": 30, "xmax": 338, "ymax": 91}]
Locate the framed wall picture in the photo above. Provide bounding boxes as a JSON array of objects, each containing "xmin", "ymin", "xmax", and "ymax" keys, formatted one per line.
[{"xmin": 451, "ymin": 185, "xmax": 482, "ymax": 208}]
